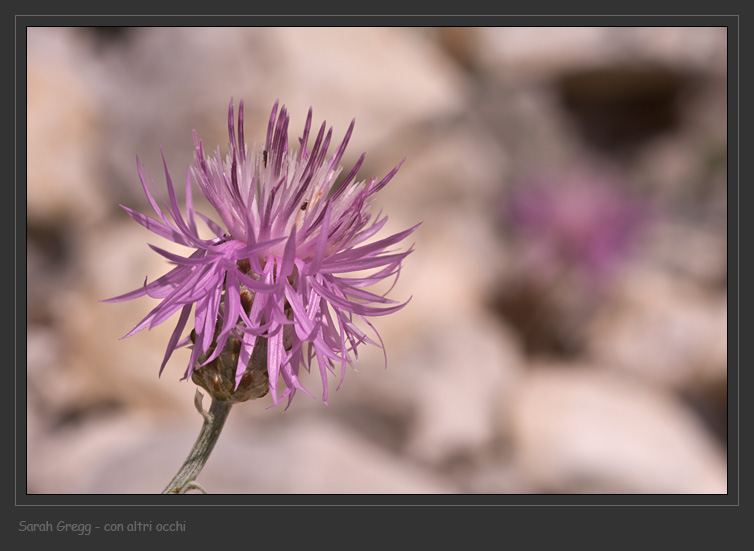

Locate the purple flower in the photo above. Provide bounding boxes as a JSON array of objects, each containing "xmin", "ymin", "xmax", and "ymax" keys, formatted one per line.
[
  {"xmin": 506, "ymin": 171, "xmax": 647, "ymax": 282},
  {"xmin": 105, "ymin": 99, "xmax": 418, "ymax": 407}
]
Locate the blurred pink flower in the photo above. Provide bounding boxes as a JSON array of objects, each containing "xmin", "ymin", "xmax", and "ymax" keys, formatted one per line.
[
  {"xmin": 507, "ymin": 171, "xmax": 647, "ymax": 282},
  {"xmin": 105, "ymin": 99, "xmax": 418, "ymax": 406}
]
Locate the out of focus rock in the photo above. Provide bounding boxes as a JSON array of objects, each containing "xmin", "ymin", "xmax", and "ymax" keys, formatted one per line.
[
  {"xmin": 27, "ymin": 27, "xmax": 107, "ymax": 226},
  {"xmin": 95, "ymin": 27, "xmax": 467, "ymax": 209},
  {"xmin": 92, "ymin": 27, "xmax": 271, "ymax": 209},
  {"xmin": 26, "ymin": 398, "xmax": 42, "ymax": 456},
  {"xmin": 475, "ymin": 27, "xmax": 726, "ymax": 83},
  {"xmin": 385, "ymin": 205, "xmax": 510, "ymax": 336},
  {"xmin": 432, "ymin": 27, "xmax": 479, "ymax": 72},
  {"xmin": 509, "ymin": 365, "xmax": 727, "ymax": 493},
  {"xmin": 642, "ymin": 217, "xmax": 727, "ymax": 288},
  {"xmin": 398, "ymin": 314, "xmax": 523, "ymax": 465},
  {"xmin": 373, "ymin": 120, "xmax": 513, "ymax": 337},
  {"xmin": 378, "ymin": 118, "xmax": 509, "ymax": 220},
  {"xmin": 313, "ymin": 309, "xmax": 523, "ymax": 470},
  {"xmin": 64, "ymin": 415, "xmax": 457, "ymax": 494},
  {"xmin": 27, "ymin": 411, "xmax": 153, "ymax": 494},
  {"xmin": 474, "ymin": 28, "xmax": 725, "ymax": 158},
  {"xmin": 27, "ymin": 226, "xmax": 76, "ymax": 325},
  {"xmin": 263, "ymin": 27, "xmax": 469, "ymax": 150},
  {"xmin": 464, "ymin": 459, "xmax": 535, "ymax": 494},
  {"xmin": 27, "ymin": 326, "xmax": 86, "ymax": 420},
  {"xmin": 55, "ymin": 220, "xmax": 200, "ymax": 416},
  {"xmin": 587, "ymin": 264, "xmax": 727, "ymax": 391}
]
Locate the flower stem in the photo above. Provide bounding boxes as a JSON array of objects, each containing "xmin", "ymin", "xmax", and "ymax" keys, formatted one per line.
[{"xmin": 162, "ymin": 390, "xmax": 233, "ymax": 494}]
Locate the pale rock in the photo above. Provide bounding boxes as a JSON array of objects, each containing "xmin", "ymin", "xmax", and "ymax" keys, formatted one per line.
[
  {"xmin": 386, "ymin": 205, "xmax": 510, "ymax": 336},
  {"xmin": 94, "ymin": 27, "xmax": 467, "ymax": 208},
  {"xmin": 377, "ymin": 119, "xmax": 509, "ymax": 219},
  {"xmin": 307, "ymin": 309, "xmax": 525, "ymax": 468},
  {"xmin": 54, "ymin": 220, "xmax": 201, "ymax": 416},
  {"xmin": 464, "ymin": 460, "xmax": 535, "ymax": 494},
  {"xmin": 27, "ymin": 27, "xmax": 107, "ymax": 225},
  {"xmin": 397, "ymin": 314, "xmax": 524, "ymax": 465},
  {"xmin": 92, "ymin": 27, "xmax": 273, "ymax": 207},
  {"xmin": 26, "ymin": 398, "xmax": 42, "ymax": 458},
  {"xmin": 475, "ymin": 27, "xmax": 727, "ymax": 83},
  {"xmin": 258, "ymin": 27, "xmax": 469, "ymax": 155},
  {"xmin": 80, "ymin": 415, "xmax": 456, "ymax": 494},
  {"xmin": 641, "ymin": 218, "xmax": 727, "ymax": 288},
  {"xmin": 620, "ymin": 27, "xmax": 727, "ymax": 74},
  {"xmin": 370, "ymin": 142, "xmax": 513, "ymax": 342},
  {"xmin": 27, "ymin": 326, "xmax": 88, "ymax": 419},
  {"xmin": 27, "ymin": 411, "xmax": 156, "ymax": 494},
  {"xmin": 476, "ymin": 27, "xmax": 609, "ymax": 82},
  {"xmin": 588, "ymin": 264, "xmax": 727, "ymax": 390},
  {"xmin": 510, "ymin": 365, "xmax": 727, "ymax": 493}
]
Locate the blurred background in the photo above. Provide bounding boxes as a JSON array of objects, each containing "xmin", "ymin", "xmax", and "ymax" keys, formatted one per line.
[{"xmin": 26, "ymin": 27, "xmax": 728, "ymax": 494}]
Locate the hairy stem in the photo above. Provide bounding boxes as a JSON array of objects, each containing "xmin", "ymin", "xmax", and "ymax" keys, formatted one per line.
[{"xmin": 162, "ymin": 390, "xmax": 233, "ymax": 494}]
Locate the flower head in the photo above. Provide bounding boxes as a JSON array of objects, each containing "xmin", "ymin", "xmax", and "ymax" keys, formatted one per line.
[
  {"xmin": 105, "ymin": 99, "xmax": 418, "ymax": 407},
  {"xmin": 506, "ymin": 170, "xmax": 646, "ymax": 282}
]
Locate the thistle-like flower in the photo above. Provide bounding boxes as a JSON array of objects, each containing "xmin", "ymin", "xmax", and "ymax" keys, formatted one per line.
[
  {"xmin": 106, "ymin": 99, "xmax": 417, "ymax": 407},
  {"xmin": 507, "ymin": 171, "xmax": 646, "ymax": 283}
]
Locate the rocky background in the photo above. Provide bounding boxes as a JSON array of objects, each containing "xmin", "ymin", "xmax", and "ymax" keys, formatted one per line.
[{"xmin": 26, "ymin": 27, "xmax": 728, "ymax": 494}]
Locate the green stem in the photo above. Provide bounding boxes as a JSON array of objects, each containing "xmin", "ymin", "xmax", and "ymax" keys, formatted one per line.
[{"xmin": 162, "ymin": 390, "xmax": 233, "ymax": 494}]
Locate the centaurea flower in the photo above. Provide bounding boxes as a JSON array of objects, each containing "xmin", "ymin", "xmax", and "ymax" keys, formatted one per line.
[
  {"xmin": 507, "ymin": 171, "xmax": 646, "ymax": 283},
  {"xmin": 106, "ymin": 99, "xmax": 417, "ymax": 408},
  {"xmin": 495, "ymin": 171, "xmax": 647, "ymax": 356}
]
